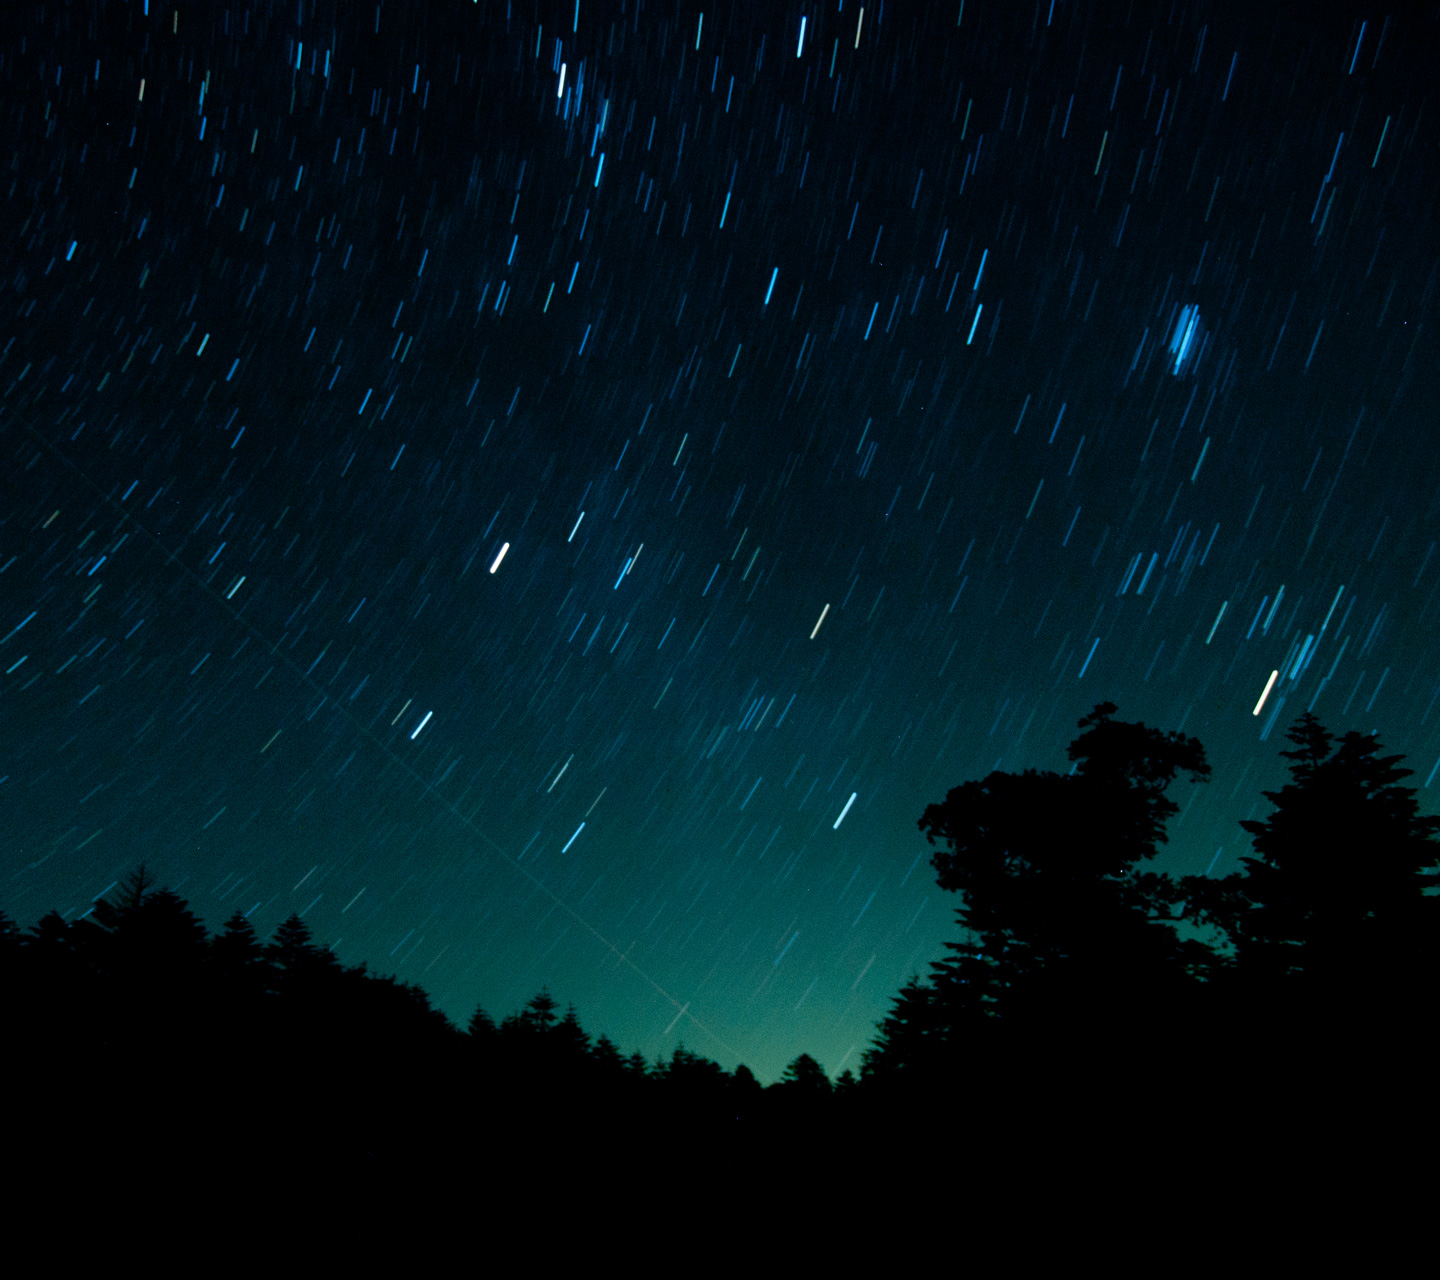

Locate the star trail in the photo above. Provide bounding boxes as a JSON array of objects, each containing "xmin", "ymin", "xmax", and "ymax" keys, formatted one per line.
[{"xmin": 2, "ymin": 0, "xmax": 1437, "ymax": 1083}]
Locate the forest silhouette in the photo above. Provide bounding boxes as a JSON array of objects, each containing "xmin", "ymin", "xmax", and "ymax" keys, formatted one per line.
[{"xmin": 7, "ymin": 703, "xmax": 1438, "ymax": 1179}]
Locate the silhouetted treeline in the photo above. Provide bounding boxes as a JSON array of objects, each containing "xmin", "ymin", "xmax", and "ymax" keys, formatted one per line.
[
  {"xmin": 861, "ymin": 704, "xmax": 1440, "ymax": 1128},
  {"xmin": 7, "ymin": 704, "xmax": 1439, "ymax": 1174},
  {"xmin": 1, "ymin": 868, "xmax": 847, "ymax": 1175}
]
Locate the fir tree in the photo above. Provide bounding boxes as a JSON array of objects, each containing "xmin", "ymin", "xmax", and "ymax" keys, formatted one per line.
[
  {"xmin": 1184, "ymin": 713, "xmax": 1440, "ymax": 1034},
  {"xmin": 467, "ymin": 1004, "xmax": 499, "ymax": 1044},
  {"xmin": 778, "ymin": 1053, "xmax": 831, "ymax": 1093}
]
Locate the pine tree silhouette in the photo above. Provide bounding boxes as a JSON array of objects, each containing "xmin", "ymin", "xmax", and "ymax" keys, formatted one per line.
[
  {"xmin": 75, "ymin": 877, "xmax": 210, "ymax": 1060},
  {"xmin": 20, "ymin": 911, "xmax": 89, "ymax": 1058},
  {"xmin": 1184, "ymin": 712, "xmax": 1440, "ymax": 1050},
  {"xmin": 553, "ymin": 1003, "xmax": 592, "ymax": 1067},
  {"xmin": 210, "ymin": 912, "xmax": 269, "ymax": 993},
  {"xmin": 467, "ymin": 1004, "xmax": 499, "ymax": 1044},
  {"xmin": 778, "ymin": 1053, "xmax": 831, "ymax": 1093},
  {"xmin": 267, "ymin": 913, "xmax": 341, "ymax": 980},
  {"xmin": 590, "ymin": 1031, "xmax": 625, "ymax": 1074},
  {"xmin": 861, "ymin": 973, "xmax": 949, "ymax": 1083},
  {"xmin": 517, "ymin": 988, "xmax": 559, "ymax": 1034}
]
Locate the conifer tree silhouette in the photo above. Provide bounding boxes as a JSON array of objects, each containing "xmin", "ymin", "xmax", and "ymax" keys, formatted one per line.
[
  {"xmin": 100, "ymin": 863, "xmax": 157, "ymax": 921},
  {"xmin": 467, "ymin": 1004, "xmax": 500, "ymax": 1044},
  {"xmin": 259, "ymin": 913, "xmax": 347, "ymax": 1075},
  {"xmin": 76, "ymin": 875, "xmax": 210, "ymax": 1059},
  {"xmin": 1183, "ymin": 712, "xmax": 1440, "ymax": 1048},
  {"xmin": 778, "ymin": 1053, "xmax": 831, "ymax": 1093},
  {"xmin": 730, "ymin": 1063, "xmax": 761, "ymax": 1093},
  {"xmin": 210, "ymin": 912, "xmax": 269, "ymax": 994},
  {"xmin": 267, "ymin": 913, "xmax": 340, "ymax": 981},
  {"xmin": 20, "ymin": 911, "xmax": 88, "ymax": 1056},
  {"xmin": 862, "ymin": 974, "xmax": 947, "ymax": 1083},
  {"xmin": 590, "ymin": 1031, "xmax": 626, "ymax": 1075},
  {"xmin": 662, "ymin": 1044, "xmax": 730, "ymax": 1092},
  {"xmin": 728, "ymin": 1063, "xmax": 764, "ymax": 1124},
  {"xmin": 553, "ymin": 1003, "xmax": 592, "ymax": 1067},
  {"xmin": 505, "ymin": 988, "xmax": 559, "ymax": 1038}
]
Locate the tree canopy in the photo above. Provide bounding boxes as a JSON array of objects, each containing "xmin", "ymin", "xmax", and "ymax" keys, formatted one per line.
[
  {"xmin": 867, "ymin": 703, "xmax": 1213, "ymax": 1083},
  {"xmin": 1180, "ymin": 712, "xmax": 1440, "ymax": 1040},
  {"xmin": 7, "ymin": 702, "xmax": 1439, "ymax": 1181}
]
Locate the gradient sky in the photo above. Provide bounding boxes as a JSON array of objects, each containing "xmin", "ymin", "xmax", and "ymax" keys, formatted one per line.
[{"xmin": 2, "ymin": 0, "xmax": 1437, "ymax": 1083}]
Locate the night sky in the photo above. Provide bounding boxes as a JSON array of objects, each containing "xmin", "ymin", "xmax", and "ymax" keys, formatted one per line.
[{"xmin": 3, "ymin": 0, "xmax": 1437, "ymax": 1083}]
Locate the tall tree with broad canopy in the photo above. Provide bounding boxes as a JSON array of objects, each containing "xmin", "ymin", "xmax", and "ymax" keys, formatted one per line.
[{"xmin": 867, "ymin": 702, "xmax": 1212, "ymax": 1084}]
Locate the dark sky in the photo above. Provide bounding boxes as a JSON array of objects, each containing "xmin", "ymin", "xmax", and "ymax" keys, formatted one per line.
[{"xmin": 3, "ymin": 0, "xmax": 1437, "ymax": 1083}]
